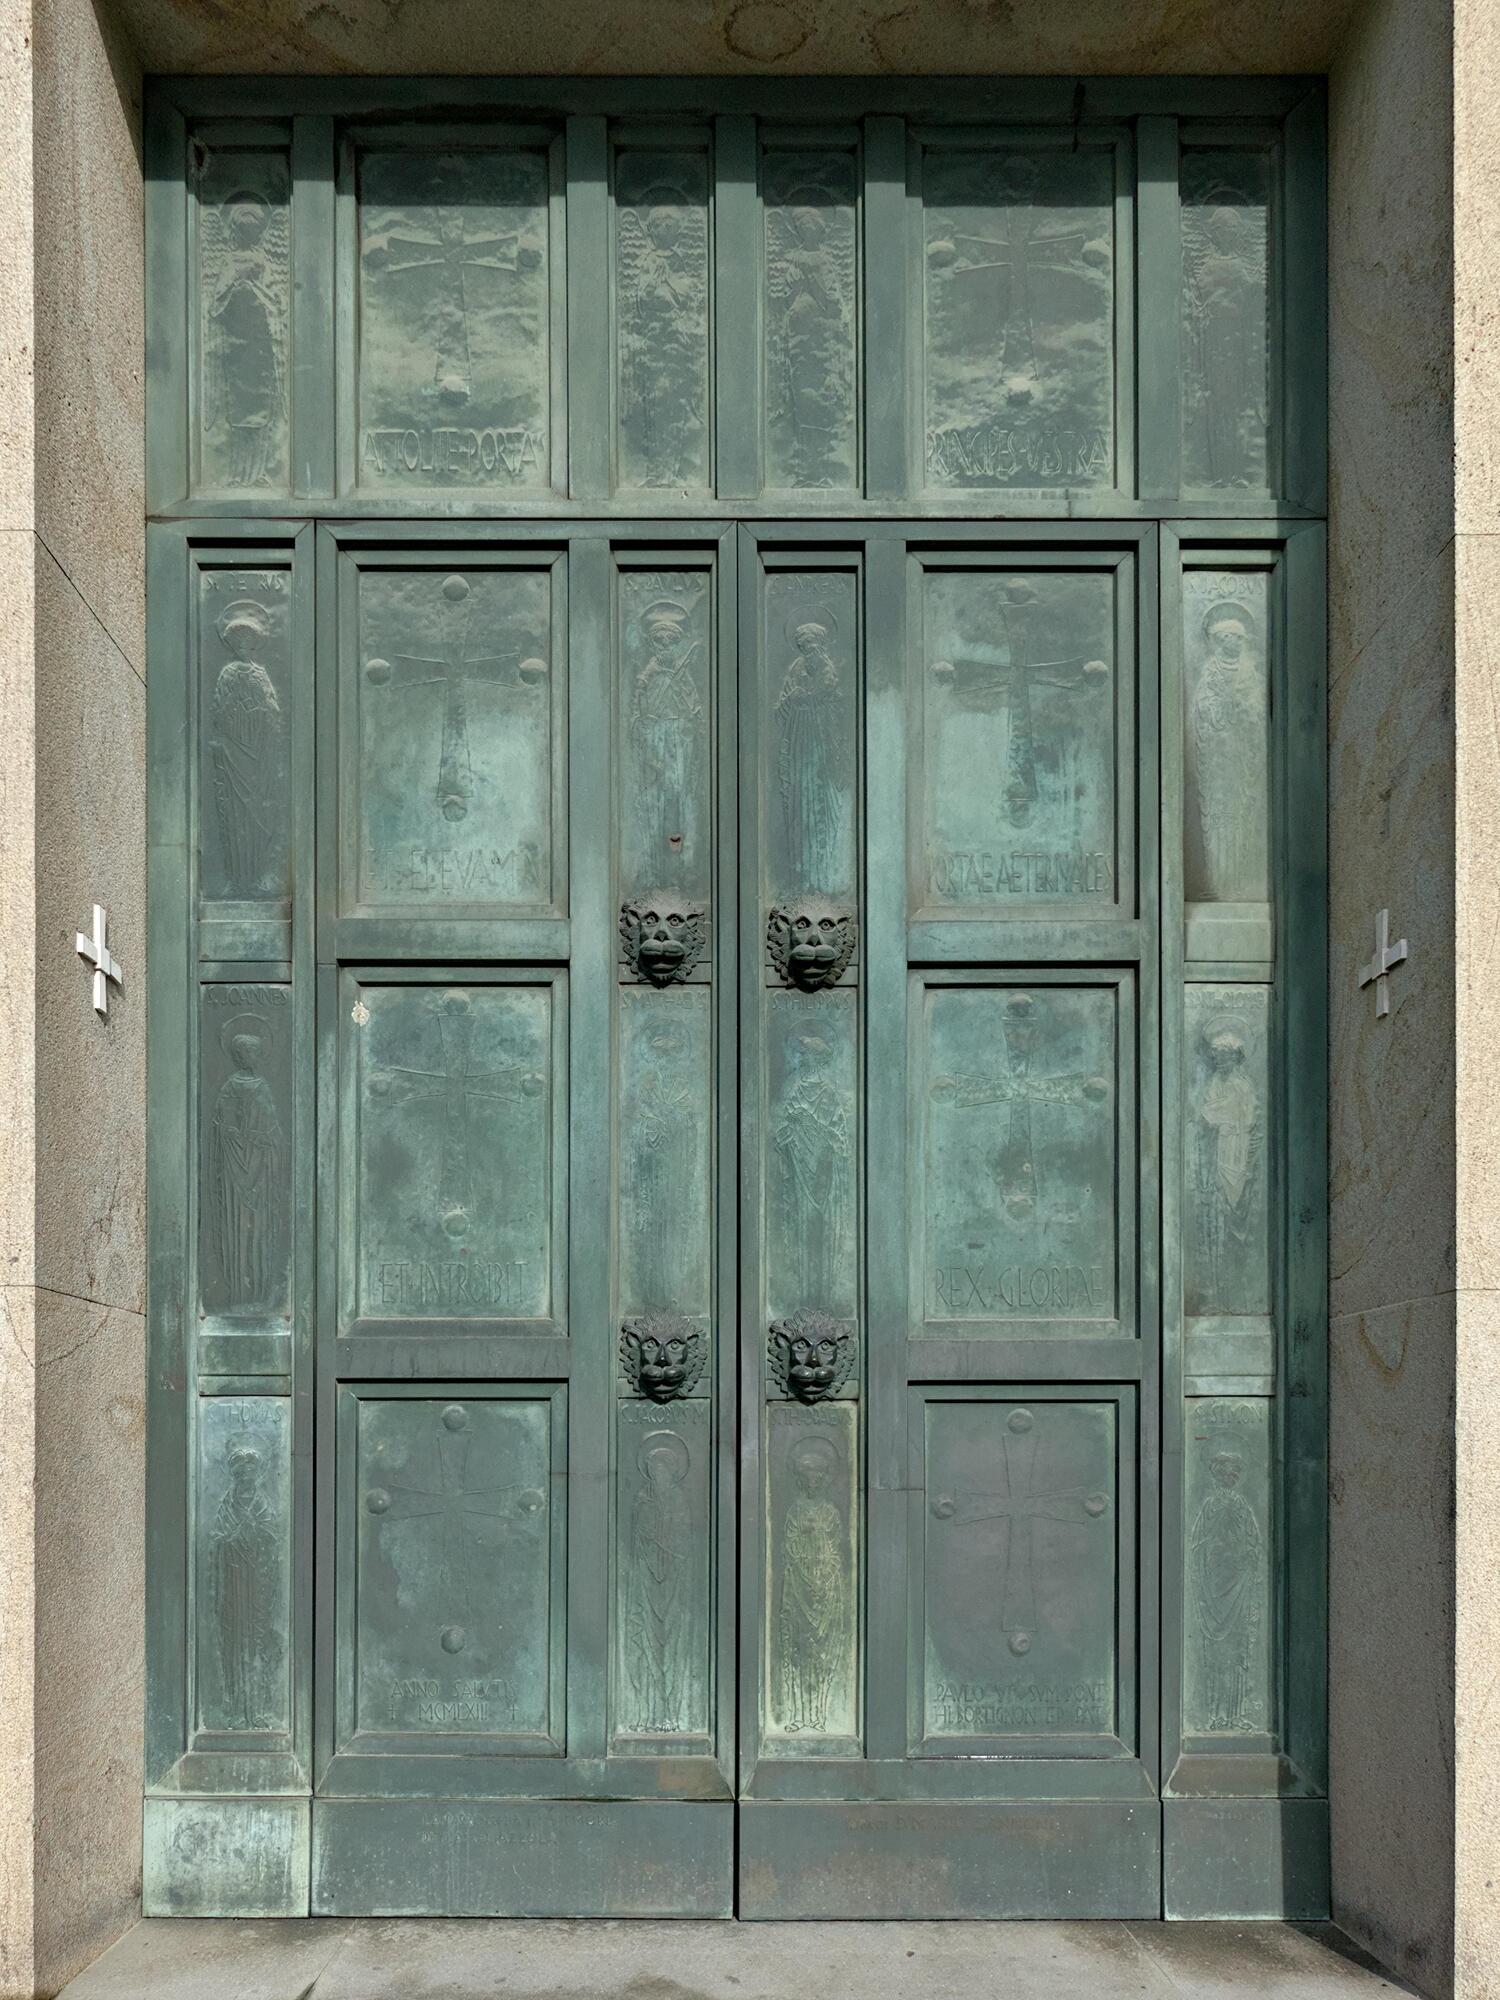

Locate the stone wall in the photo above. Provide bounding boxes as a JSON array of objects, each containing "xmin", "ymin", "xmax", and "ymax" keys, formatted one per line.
[
  {"xmin": 0, "ymin": 1, "xmax": 145, "ymax": 1994},
  {"xmin": 1328, "ymin": 0, "xmax": 1500, "ymax": 1992}
]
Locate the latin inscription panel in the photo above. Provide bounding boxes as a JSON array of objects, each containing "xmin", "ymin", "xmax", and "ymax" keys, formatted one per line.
[
  {"xmin": 921, "ymin": 1398, "xmax": 1117, "ymax": 1745},
  {"xmin": 199, "ymin": 983, "xmax": 293, "ymax": 1327},
  {"xmin": 612, "ymin": 1399, "xmax": 713, "ymax": 1749},
  {"xmin": 192, "ymin": 139, "xmax": 291, "ymax": 494},
  {"xmin": 921, "ymin": 567, "xmax": 1117, "ymax": 909},
  {"xmin": 922, "ymin": 146, "xmax": 1115, "ymax": 491},
  {"xmin": 358, "ymin": 145, "xmax": 554, "ymax": 493},
  {"xmin": 193, "ymin": 1395, "xmax": 293, "ymax": 1739},
  {"xmin": 350, "ymin": 981, "xmax": 555, "ymax": 1323},
  {"xmin": 920, "ymin": 984, "xmax": 1119, "ymax": 1329},
  {"xmin": 353, "ymin": 564, "xmax": 558, "ymax": 912},
  {"xmin": 354, "ymin": 1395, "xmax": 557, "ymax": 1744}
]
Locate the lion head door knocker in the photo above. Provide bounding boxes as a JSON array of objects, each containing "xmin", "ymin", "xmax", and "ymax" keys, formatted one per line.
[
  {"xmin": 620, "ymin": 894, "xmax": 707, "ymax": 987},
  {"xmin": 768, "ymin": 1311, "xmax": 856, "ymax": 1404},
  {"xmin": 621, "ymin": 1314, "xmax": 708, "ymax": 1403},
  {"xmin": 766, "ymin": 898, "xmax": 857, "ymax": 992}
]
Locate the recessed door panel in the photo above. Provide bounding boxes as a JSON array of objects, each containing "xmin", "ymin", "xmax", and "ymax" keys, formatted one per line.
[
  {"xmin": 917, "ymin": 1393, "xmax": 1126, "ymax": 1754},
  {"xmin": 350, "ymin": 563, "xmax": 560, "ymax": 915},
  {"xmin": 344, "ymin": 1389, "xmax": 563, "ymax": 1753},
  {"xmin": 355, "ymin": 139, "xmax": 559, "ymax": 495},
  {"xmin": 916, "ymin": 980, "xmax": 1128, "ymax": 1337},
  {"xmin": 342, "ymin": 976, "xmax": 560, "ymax": 1330}
]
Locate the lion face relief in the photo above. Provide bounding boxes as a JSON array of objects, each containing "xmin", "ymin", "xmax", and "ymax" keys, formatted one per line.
[
  {"xmin": 768, "ymin": 1311, "xmax": 856, "ymax": 1404},
  {"xmin": 620, "ymin": 895, "xmax": 707, "ymax": 986},
  {"xmin": 620, "ymin": 1315, "xmax": 708, "ymax": 1402},
  {"xmin": 766, "ymin": 899, "xmax": 857, "ymax": 991}
]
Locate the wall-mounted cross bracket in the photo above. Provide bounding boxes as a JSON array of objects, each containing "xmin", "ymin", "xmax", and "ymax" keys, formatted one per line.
[
  {"xmin": 75, "ymin": 904, "xmax": 122, "ymax": 1018},
  {"xmin": 1358, "ymin": 908, "xmax": 1408, "ymax": 1020}
]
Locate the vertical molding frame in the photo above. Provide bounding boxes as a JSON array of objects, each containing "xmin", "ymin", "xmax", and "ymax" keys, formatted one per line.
[
  {"xmin": 291, "ymin": 119, "xmax": 336, "ymax": 500},
  {"xmin": 145, "ymin": 521, "xmax": 316, "ymax": 1917},
  {"xmin": 1136, "ymin": 117, "xmax": 1181, "ymax": 503},
  {"xmin": 1160, "ymin": 520, "xmax": 1329, "ymax": 1919},
  {"xmin": 1282, "ymin": 91, "xmax": 1329, "ymax": 514},
  {"xmin": 144, "ymin": 99, "xmax": 188, "ymax": 512},
  {"xmin": 567, "ymin": 117, "xmax": 611, "ymax": 501},
  {"xmin": 714, "ymin": 115, "xmax": 761, "ymax": 501},
  {"xmin": 862, "ymin": 117, "xmax": 908, "ymax": 503}
]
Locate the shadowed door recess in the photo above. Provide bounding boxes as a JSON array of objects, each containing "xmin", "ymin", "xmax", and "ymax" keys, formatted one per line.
[{"xmin": 145, "ymin": 83, "xmax": 1329, "ymax": 1924}]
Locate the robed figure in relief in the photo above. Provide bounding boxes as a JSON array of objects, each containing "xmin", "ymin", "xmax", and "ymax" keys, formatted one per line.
[
  {"xmin": 208, "ymin": 1015, "xmax": 286, "ymax": 1314},
  {"xmin": 1189, "ymin": 1450, "xmax": 1265, "ymax": 1733},
  {"xmin": 776, "ymin": 1435, "xmax": 846, "ymax": 1733}
]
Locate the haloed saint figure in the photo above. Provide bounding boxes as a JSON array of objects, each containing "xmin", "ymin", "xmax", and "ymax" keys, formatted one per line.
[
  {"xmin": 210, "ymin": 598, "xmax": 283, "ymax": 897},
  {"xmin": 208, "ymin": 1013, "xmax": 286, "ymax": 1315},
  {"xmin": 776, "ymin": 1434, "xmax": 846, "ymax": 1734}
]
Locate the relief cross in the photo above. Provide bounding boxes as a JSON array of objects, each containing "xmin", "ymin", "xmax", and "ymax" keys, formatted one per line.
[
  {"xmin": 950, "ymin": 210, "xmax": 1090, "ymax": 388},
  {"xmin": 369, "ymin": 574, "xmax": 541, "ymax": 822},
  {"xmin": 370, "ymin": 992, "xmax": 542, "ymax": 1238},
  {"xmin": 934, "ymin": 580, "xmax": 1107, "ymax": 827},
  {"xmin": 931, "ymin": 991, "xmax": 1107, "ymax": 1222},
  {"xmin": 365, "ymin": 1403, "xmax": 543, "ymax": 1650},
  {"xmin": 930, "ymin": 1408, "xmax": 1109, "ymax": 1653},
  {"xmin": 381, "ymin": 209, "xmax": 525, "ymax": 401}
]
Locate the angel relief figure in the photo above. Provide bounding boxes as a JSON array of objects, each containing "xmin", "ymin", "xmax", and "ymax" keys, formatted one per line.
[
  {"xmin": 1183, "ymin": 175, "xmax": 1270, "ymax": 488},
  {"xmin": 766, "ymin": 184, "xmax": 856, "ymax": 487},
  {"xmin": 204, "ymin": 187, "xmax": 287, "ymax": 487},
  {"xmin": 617, "ymin": 182, "xmax": 708, "ymax": 485}
]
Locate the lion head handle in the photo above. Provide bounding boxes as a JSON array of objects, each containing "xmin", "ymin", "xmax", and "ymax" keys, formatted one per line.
[
  {"xmin": 620, "ymin": 895, "xmax": 708, "ymax": 986},
  {"xmin": 766, "ymin": 899, "xmax": 856, "ymax": 991},
  {"xmin": 768, "ymin": 1311, "xmax": 857, "ymax": 1403},
  {"xmin": 620, "ymin": 1315, "xmax": 708, "ymax": 1402}
]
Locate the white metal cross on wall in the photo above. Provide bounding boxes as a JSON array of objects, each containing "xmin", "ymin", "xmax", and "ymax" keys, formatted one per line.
[
  {"xmin": 1358, "ymin": 908, "xmax": 1408, "ymax": 1020},
  {"xmin": 75, "ymin": 904, "xmax": 122, "ymax": 1017}
]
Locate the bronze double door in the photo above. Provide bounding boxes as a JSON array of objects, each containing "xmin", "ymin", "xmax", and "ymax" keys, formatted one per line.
[{"xmin": 307, "ymin": 520, "xmax": 1159, "ymax": 1915}]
